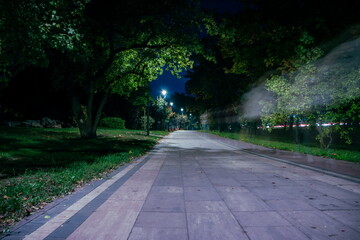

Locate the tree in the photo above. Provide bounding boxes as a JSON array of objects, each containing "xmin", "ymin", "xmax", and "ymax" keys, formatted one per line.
[
  {"xmin": 2, "ymin": 0, "xmax": 211, "ymax": 138},
  {"xmin": 189, "ymin": 0, "xmax": 360, "ymax": 134},
  {"xmin": 0, "ymin": 0, "xmax": 86, "ymax": 84},
  {"xmin": 262, "ymin": 32, "xmax": 360, "ymax": 148}
]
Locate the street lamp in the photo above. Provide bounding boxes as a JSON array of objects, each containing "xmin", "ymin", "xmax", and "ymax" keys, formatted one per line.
[
  {"xmin": 179, "ymin": 108, "xmax": 184, "ymax": 129},
  {"xmin": 161, "ymin": 90, "xmax": 167, "ymax": 98},
  {"xmin": 169, "ymin": 102, "xmax": 174, "ymax": 131},
  {"xmin": 161, "ymin": 89, "xmax": 167, "ymax": 130}
]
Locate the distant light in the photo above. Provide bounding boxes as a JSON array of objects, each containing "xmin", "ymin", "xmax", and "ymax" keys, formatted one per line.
[
  {"xmin": 170, "ymin": 102, "xmax": 173, "ymax": 106},
  {"xmin": 181, "ymin": 108, "xmax": 184, "ymax": 112},
  {"xmin": 161, "ymin": 90, "xmax": 167, "ymax": 96}
]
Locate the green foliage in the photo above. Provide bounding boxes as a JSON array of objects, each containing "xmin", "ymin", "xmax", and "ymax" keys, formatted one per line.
[
  {"xmin": 261, "ymin": 34, "xmax": 360, "ymax": 148},
  {"xmin": 1, "ymin": 0, "xmax": 212, "ymax": 139},
  {"xmin": 99, "ymin": 117, "xmax": 126, "ymax": 129},
  {"xmin": 205, "ymin": 130, "xmax": 360, "ymax": 163},
  {"xmin": 140, "ymin": 116, "xmax": 155, "ymax": 130},
  {"xmin": 0, "ymin": 0, "xmax": 87, "ymax": 81},
  {"xmin": 174, "ymin": 114, "xmax": 190, "ymax": 129}
]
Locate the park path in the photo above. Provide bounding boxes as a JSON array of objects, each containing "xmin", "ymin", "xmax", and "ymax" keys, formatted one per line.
[{"xmin": 3, "ymin": 130, "xmax": 360, "ymax": 240}]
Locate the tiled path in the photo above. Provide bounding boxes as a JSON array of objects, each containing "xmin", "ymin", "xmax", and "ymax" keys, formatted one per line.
[{"xmin": 3, "ymin": 131, "xmax": 360, "ymax": 240}]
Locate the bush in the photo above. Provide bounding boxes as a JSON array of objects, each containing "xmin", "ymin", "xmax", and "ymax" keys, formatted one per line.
[{"xmin": 100, "ymin": 117, "xmax": 126, "ymax": 129}]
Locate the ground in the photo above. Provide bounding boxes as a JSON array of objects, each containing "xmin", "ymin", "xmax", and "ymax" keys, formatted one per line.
[{"xmin": 2, "ymin": 131, "xmax": 360, "ymax": 240}]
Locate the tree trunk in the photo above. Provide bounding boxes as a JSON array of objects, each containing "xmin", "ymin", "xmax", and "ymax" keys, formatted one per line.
[
  {"xmin": 295, "ymin": 118, "xmax": 300, "ymax": 144},
  {"xmin": 289, "ymin": 115, "xmax": 294, "ymax": 130},
  {"xmin": 66, "ymin": 76, "xmax": 109, "ymax": 139}
]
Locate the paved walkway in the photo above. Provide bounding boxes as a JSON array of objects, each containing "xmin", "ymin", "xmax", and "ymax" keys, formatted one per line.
[{"xmin": 3, "ymin": 131, "xmax": 360, "ymax": 240}]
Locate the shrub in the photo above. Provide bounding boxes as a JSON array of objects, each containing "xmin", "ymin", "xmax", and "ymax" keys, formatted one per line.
[{"xmin": 100, "ymin": 117, "xmax": 126, "ymax": 129}]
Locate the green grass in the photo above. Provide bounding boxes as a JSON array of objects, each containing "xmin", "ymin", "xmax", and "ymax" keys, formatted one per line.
[
  {"xmin": 0, "ymin": 127, "xmax": 167, "ymax": 232},
  {"xmin": 204, "ymin": 130, "xmax": 360, "ymax": 163}
]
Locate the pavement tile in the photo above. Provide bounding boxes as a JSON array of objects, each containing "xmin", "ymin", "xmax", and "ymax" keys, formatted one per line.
[
  {"xmin": 231, "ymin": 173, "xmax": 261, "ymax": 181},
  {"xmin": 249, "ymin": 186, "xmax": 300, "ymax": 200},
  {"xmin": 215, "ymin": 186, "xmax": 250, "ymax": 195},
  {"xmin": 233, "ymin": 211, "xmax": 292, "ymax": 227},
  {"xmin": 153, "ymin": 173, "xmax": 183, "ymax": 187},
  {"xmin": 337, "ymin": 184, "xmax": 360, "ymax": 194},
  {"xmin": 159, "ymin": 165, "xmax": 182, "ymax": 174},
  {"xmin": 109, "ymin": 184, "xmax": 151, "ymax": 201},
  {"xmin": 162, "ymin": 160, "xmax": 181, "ymax": 166},
  {"xmin": 244, "ymin": 226, "xmax": 310, "ymax": 240},
  {"xmin": 297, "ymin": 180, "xmax": 360, "ymax": 200},
  {"xmin": 341, "ymin": 199, "xmax": 360, "ymax": 208},
  {"xmin": 279, "ymin": 186, "xmax": 324, "ymax": 199},
  {"xmin": 185, "ymin": 201, "xmax": 229, "ymax": 213},
  {"xmin": 222, "ymin": 192, "xmax": 270, "ymax": 211},
  {"xmin": 135, "ymin": 212, "xmax": 187, "ymax": 228},
  {"xmin": 128, "ymin": 227, "xmax": 188, "ymax": 240},
  {"xmin": 323, "ymin": 210, "xmax": 360, "ymax": 231},
  {"xmin": 279, "ymin": 210, "xmax": 360, "ymax": 240},
  {"xmin": 139, "ymin": 160, "xmax": 164, "ymax": 171},
  {"xmin": 207, "ymin": 176, "xmax": 241, "ymax": 186},
  {"xmin": 183, "ymin": 175, "xmax": 213, "ymax": 187},
  {"xmin": 3, "ymin": 236, "xmax": 29, "ymax": 240},
  {"xmin": 181, "ymin": 168, "xmax": 203, "ymax": 177},
  {"xmin": 66, "ymin": 200, "xmax": 143, "ymax": 240},
  {"xmin": 181, "ymin": 162, "xmax": 200, "ymax": 167},
  {"xmin": 127, "ymin": 170, "xmax": 159, "ymax": 183},
  {"xmin": 305, "ymin": 195, "xmax": 357, "ymax": 210},
  {"xmin": 265, "ymin": 199, "xmax": 316, "ymax": 211},
  {"xmin": 237, "ymin": 180, "xmax": 268, "ymax": 188},
  {"xmin": 187, "ymin": 212, "xmax": 248, "ymax": 240},
  {"xmin": 150, "ymin": 186, "xmax": 183, "ymax": 194},
  {"xmin": 255, "ymin": 176, "xmax": 298, "ymax": 186},
  {"xmin": 142, "ymin": 193, "xmax": 185, "ymax": 212},
  {"xmin": 184, "ymin": 187, "xmax": 222, "ymax": 201}
]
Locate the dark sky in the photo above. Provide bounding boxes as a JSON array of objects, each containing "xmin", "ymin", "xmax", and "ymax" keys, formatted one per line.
[
  {"xmin": 149, "ymin": 70, "xmax": 188, "ymax": 97},
  {"xmin": 201, "ymin": 0, "xmax": 242, "ymax": 13},
  {"xmin": 150, "ymin": 0, "xmax": 242, "ymax": 97}
]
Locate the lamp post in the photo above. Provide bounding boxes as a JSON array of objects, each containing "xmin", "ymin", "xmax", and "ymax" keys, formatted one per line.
[
  {"xmin": 169, "ymin": 102, "xmax": 173, "ymax": 131},
  {"xmin": 161, "ymin": 90, "xmax": 167, "ymax": 130},
  {"xmin": 146, "ymin": 92, "xmax": 150, "ymax": 136},
  {"xmin": 180, "ymin": 108, "xmax": 184, "ymax": 129}
]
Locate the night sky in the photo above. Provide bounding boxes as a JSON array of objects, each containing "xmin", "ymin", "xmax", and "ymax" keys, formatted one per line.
[
  {"xmin": 150, "ymin": 0, "xmax": 241, "ymax": 97},
  {"xmin": 149, "ymin": 70, "xmax": 188, "ymax": 97}
]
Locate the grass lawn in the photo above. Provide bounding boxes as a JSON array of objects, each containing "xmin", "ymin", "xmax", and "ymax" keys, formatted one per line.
[
  {"xmin": 204, "ymin": 131, "xmax": 360, "ymax": 163},
  {"xmin": 0, "ymin": 127, "xmax": 167, "ymax": 233}
]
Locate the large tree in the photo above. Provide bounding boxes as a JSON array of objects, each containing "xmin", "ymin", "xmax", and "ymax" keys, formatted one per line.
[{"xmin": 1, "ymin": 0, "xmax": 210, "ymax": 138}]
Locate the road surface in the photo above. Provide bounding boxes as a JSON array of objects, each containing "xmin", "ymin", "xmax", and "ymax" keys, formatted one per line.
[{"xmin": 3, "ymin": 131, "xmax": 360, "ymax": 240}]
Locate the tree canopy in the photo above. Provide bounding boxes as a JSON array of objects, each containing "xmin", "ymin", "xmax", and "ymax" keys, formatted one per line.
[{"xmin": 1, "ymin": 0, "xmax": 212, "ymax": 138}]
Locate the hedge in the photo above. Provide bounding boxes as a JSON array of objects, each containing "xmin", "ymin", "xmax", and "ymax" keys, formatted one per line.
[{"xmin": 99, "ymin": 117, "xmax": 126, "ymax": 129}]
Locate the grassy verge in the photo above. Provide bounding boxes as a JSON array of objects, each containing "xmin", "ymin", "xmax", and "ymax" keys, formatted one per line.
[
  {"xmin": 0, "ymin": 127, "xmax": 167, "ymax": 233},
  {"xmin": 204, "ymin": 131, "xmax": 360, "ymax": 163}
]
